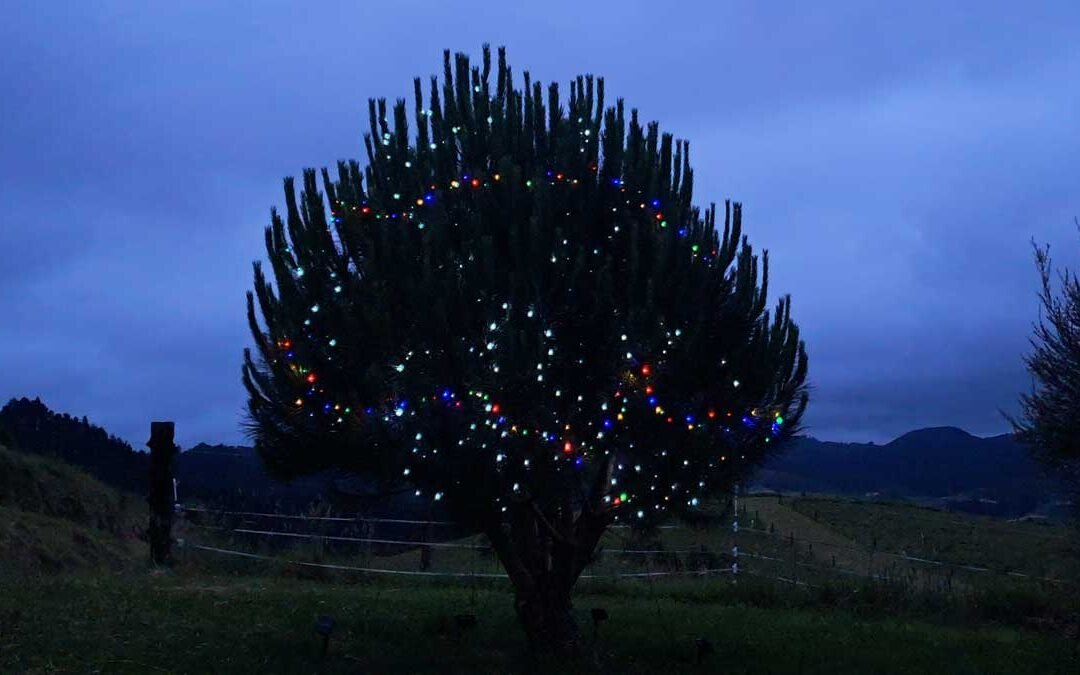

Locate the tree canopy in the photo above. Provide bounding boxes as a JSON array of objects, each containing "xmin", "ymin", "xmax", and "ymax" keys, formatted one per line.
[{"xmin": 242, "ymin": 44, "xmax": 808, "ymax": 647}]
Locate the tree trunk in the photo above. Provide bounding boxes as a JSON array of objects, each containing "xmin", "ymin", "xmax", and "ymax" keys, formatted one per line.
[
  {"xmin": 513, "ymin": 575, "xmax": 580, "ymax": 654},
  {"xmin": 484, "ymin": 502, "xmax": 611, "ymax": 654}
]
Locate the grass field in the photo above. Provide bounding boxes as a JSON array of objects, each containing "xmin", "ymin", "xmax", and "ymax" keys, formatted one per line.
[
  {"xmin": 1, "ymin": 570, "xmax": 1076, "ymax": 674},
  {"xmin": 2, "ymin": 444, "xmax": 1078, "ymax": 672}
]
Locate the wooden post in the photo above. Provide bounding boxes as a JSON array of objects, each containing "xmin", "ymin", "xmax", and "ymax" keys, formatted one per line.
[
  {"xmin": 790, "ymin": 533, "xmax": 797, "ymax": 585},
  {"xmin": 147, "ymin": 421, "xmax": 177, "ymax": 565},
  {"xmin": 419, "ymin": 509, "xmax": 432, "ymax": 571}
]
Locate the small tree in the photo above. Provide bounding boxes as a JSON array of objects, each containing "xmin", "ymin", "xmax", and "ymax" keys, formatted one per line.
[
  {"xmin": 1012, "ymin": 229, "xmax": 1080, "ymax": 519},
  {"xmin": 243, "ymin": 46, "xmax": 808, "ymax": 651}
]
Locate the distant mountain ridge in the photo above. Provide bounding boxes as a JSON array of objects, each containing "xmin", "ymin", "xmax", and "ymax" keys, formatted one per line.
[
  {"xmin": 0, "ymin": 398, "xmax": 1065, "ymax": 517},
  {"xmin": 757, "ymin": 426, "xmax": 1064, "ymax": 516}
]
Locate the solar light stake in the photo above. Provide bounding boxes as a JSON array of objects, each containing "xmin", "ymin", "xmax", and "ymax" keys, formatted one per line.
[
  {"xmin": 591, "ymin": 607, "xmax": 608, "ymax": 643},
  {"xmin": 453, "ymin": 614, "xmax": 477, "ymax": 643},
  {"xmin": 316, "ymin": 615, "xmax": 335, "ymax": 656},
  {"xmin": 695, "ymin": 638, "xmax": 715, "ymax": 664}
]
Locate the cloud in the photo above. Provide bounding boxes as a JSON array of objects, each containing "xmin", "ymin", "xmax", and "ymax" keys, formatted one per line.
[{"xmin": 1, "ymin": 1, "xmax": 1078, "ymax": 447}]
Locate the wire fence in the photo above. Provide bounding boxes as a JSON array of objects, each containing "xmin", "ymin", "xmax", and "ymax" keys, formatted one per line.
[{"xmin": 173, "ymin": 501, "xmax": 1079, "ymax": 589}]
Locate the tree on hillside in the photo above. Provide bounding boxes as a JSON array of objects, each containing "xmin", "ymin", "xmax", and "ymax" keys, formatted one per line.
[
  {"xmin": 0, "ymin": 397, "xmax": 148, "ymax": 493},
  {"xmin": 1012, "ymin": 229, "xmax": 1080, "ymax": 518},
  {"xmin": 242, "ymin": 45, "xmax": 809, "ymax": 651}
]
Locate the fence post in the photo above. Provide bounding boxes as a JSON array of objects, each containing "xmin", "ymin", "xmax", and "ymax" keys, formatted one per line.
[
  {"xmin": 790, "ymin": 532, "xmax": 797, "ymax": 586},
  {"xmin": 731, "ymin": 484, "xmax": 739, "ymax": 581},
  {"xmin": 147, "ymin": 421, "xmax": 177, "ymax": 565},
  {"xmin": 420, "ymin": 515, "xmax": 432, "ymax": 571}
]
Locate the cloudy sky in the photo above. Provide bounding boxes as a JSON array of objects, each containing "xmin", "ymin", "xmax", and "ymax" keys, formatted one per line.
[{"xmin": 2, "ymin": 1, "xmax": 1078, "ymax": 449}]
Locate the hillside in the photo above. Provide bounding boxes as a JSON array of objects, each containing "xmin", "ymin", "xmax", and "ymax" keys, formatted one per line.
[
  {"xmin": 0, "ymin": 397, "xmax": 148, "ymax": 493},
  {"xmin": 0, "ymin": 444, "xmax": 142, "ymax": 573},
  {"xmin": 757, "ymin": 427, "xmax": 1064, "ymax": 516}
]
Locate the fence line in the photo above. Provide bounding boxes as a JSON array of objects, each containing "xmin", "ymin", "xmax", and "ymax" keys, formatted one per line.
[
  {"xmin": 738, "ymin": 567, "xmax": 818, "ymax": 589},
  {"xmin": 183, "ymin": 542, "xmax": 733, "ymax": 580},
  {"xmin": 738, "ymin": 526, "xmax": 1075, "ymax": 582},
  {"xmin": 743, "ymin": 527, "xmax": 1080, "ymax": 583},
  {"xmin": 743, "ymin": 492, "xmax": 1074, "ymax": 542},
  {"xmin": 185, "ymin": 522, "xmax": 718, "ymax": 556},
  {"xmin": 226, "ymin": 527, "xmax": 491, "ymax": 549},
  {"xmin": 178, "ymin": 504, "xmax": 1077, "ymax": 587},
  {"xmin": 181, "ymin": 505, "xmax": 683, "ymax": 529},
  {"xmin": 179, "ymin": 505, "xmax": 457, "ymax": 526}
]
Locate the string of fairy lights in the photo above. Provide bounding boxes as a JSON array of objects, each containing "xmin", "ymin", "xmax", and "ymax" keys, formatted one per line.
[{"xmin": 268, "ymin": 164, "xmax": 786, "ymax": 520}]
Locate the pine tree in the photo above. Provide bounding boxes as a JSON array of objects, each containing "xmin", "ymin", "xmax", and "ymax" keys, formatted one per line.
[
  {"xmin": 1012, "ymin": 231, "xmax": 1080, "ymax": 519},
  {"xmin": 243, "ymin": 45, "xmax": 808, "ymax": 650}
]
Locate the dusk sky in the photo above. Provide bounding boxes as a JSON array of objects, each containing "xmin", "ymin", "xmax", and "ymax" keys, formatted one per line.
[{"xmin": 2, "ymin": 1, "xmax": 1079, "ymax": 450}]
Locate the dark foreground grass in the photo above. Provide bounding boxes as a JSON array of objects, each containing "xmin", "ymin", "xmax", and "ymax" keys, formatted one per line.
[{"xmin": 1, "ymin": 570, "xmax": 1076, "ymax": 674}]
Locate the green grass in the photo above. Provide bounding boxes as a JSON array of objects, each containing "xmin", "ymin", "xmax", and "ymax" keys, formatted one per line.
[
  {"xmin": 0, "ymin": 505, "xmax": 141, "ymax": 575},
  {"xmin": 174, "ymin": 493, "xmax": 1080, "ymax": 631},
  {"xmin": 786, "ymin": 496, "xmax": 1080, "ymax": 579},
  {"xmin": 0, "ymin": 570, "xmax": 1075, "ymax": 674},
  {"xmin": 0, "ymin": 444, "xmax": 143, "ymax": 575},
  {"xmin": 1, "ymin": 452, "xmax": 1078, "ymax": 672},
  {"xmin": 0, "ymin": 444, "xmax": 143, "ymax": 535}
]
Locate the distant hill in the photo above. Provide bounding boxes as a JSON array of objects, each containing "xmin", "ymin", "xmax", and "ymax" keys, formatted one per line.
[
  {"xmin": 757, "ymin": 426, "xmax": 1065, "ymax": 516},
  {"xmin": 175, "ymin": 443, "xmax": 432, "ymax": 518},
  {"xmin": 0, "ymin": 397, "xmax": 148, "ymax": 493},
  {"xmin": 175, "ymin": 442, "xmax": 334, "ymax": 509},
  {"xmin": 2, "ymin": 398, "xmax": 1064, "ymax": 518}
]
